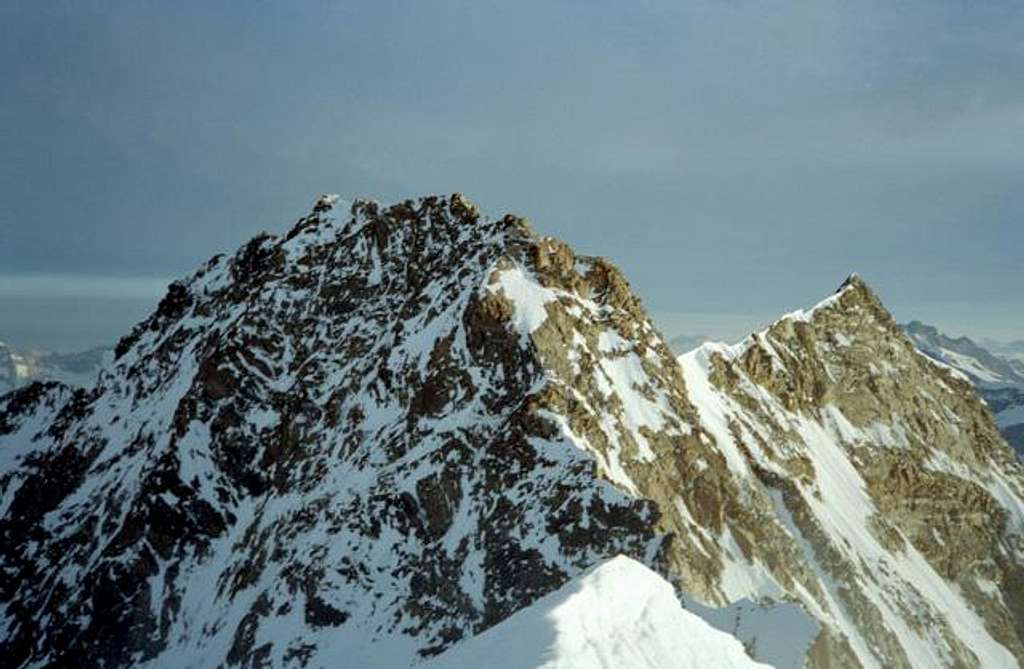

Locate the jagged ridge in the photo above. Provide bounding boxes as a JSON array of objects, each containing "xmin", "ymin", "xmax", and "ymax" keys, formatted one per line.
[
  {"xmin": 2, "ymin": 195, "xmax": 1024, "ymax": 669},
  {"xmin": 678, "ymin": 275, "xmax": 1024, "ymax": 667},
  {"xmin": 0, "ymin": 194, "xmax": 683, "ymax": 668}
]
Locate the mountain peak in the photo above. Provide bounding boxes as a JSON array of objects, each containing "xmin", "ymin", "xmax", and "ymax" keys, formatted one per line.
[
  {"xmin": 311, "ymin": 193, "xmax": 343, "ymax": 214},
  {"xmin": 742, "ymin": 273, "xmax": 891, "ymax": 348},
  {"xmin": 677, "ymin": 279, "xmax": 1024, "ymax": 667},
  {"xmin": 4, "ymin": 195, "xmax": 1024, "ymax": 669},
  {"xmin": 833, "ymin": 271, "xmax": 881, "ymax": 305},
  {"xmin": 837, "ymin": 271, "xmax": 863, "ymax": 290},
  {"xmin": 834, "ymin": 271, "xmax": 884, "ymax": 305},
  {"xmin": 1, "ymin": 193, "xmax": 696, "ymax": 667}
]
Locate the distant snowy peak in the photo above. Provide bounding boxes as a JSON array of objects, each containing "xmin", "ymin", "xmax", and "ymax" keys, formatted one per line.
[
  {"xmin": 424, "ymin": 556, "xmax": 770, "ymax": 669},
  {"xmin": 903, "ymin": 320, "xmax": 1024, "ymax": 454},
  {"xmin": 903, "ymin": 320, "xmax": 1024, "ymax": 387},
  {"xmin": 667, "ymin": 333, "xmax": 713, "ymax": 355},
  {"xmin": 0, "ymin": 340, "xmax": 110, "ymax": 393},
  {"xmin": 983, "ymin": 338, "xmax": 1024, "ymax": 369}
]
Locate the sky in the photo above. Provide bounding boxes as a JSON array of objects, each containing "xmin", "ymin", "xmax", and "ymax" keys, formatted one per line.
[{"xmin": 1, "ymin": 1, "xmax": 1022, "ymax": 351}]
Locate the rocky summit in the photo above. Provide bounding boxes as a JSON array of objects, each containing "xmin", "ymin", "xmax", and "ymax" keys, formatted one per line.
[
  {"xmin": 2, "ymin": 195, "xmax": 1023, "ymax": 669},
  {"xmin": 677, "ymin": 276, "xmax": 1024, "ymax": 667}
]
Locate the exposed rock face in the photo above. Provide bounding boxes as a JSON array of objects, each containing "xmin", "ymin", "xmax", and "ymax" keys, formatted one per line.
[
  {"xmin": 1, "ymin": 195, "xmax": 1022, "ymax": 669},
  {"xmin": 678, "ymin": 276, "xmax": 1024, "ymax": 668},
  {"xmin": 0, "ymin": 195, "xmax": 674, "ymax": 668}
]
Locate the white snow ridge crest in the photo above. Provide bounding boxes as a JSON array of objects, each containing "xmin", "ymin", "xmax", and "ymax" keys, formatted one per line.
[
  {"xmin": 421, "ymin": 556, "xmax": 770, "ymax": 669},
  {"xmin": 1, "ymin": 194, "xmax": 1023, "ymax": 669}
]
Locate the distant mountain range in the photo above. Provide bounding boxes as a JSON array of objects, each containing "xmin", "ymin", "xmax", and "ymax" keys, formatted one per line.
[
  {"xmin": 667, "ymin": 333, "xmax": 713, "ymax": 354},
  {"xmin": 0, "ymin": 341, "xmax": 110, "ymax": 394},
  {"xmin": 982, "ymin": 337, "xmax": 1024, "ymax": 363},
  {"xmin": 902, "ymin": 321, "xmax": 1024, "ymax": 455}
]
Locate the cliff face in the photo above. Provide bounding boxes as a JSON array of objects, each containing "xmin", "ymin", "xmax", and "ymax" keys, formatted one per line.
[
  {"xmin": 0, "ymin": 195, "xmax": 679, "ymax": 668},
  {"xmin": 678, "ymin": 275, "xmax": 1024, "ymax": 668},
  {"xmin": 1, "ymin": 195, "xmax": 1022, "ymax": 669}
]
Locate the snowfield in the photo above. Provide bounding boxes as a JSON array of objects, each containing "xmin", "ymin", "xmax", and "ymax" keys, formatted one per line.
[{"xmin": 423, "ymin": 556, "xmax": 771, "ymax": 669}]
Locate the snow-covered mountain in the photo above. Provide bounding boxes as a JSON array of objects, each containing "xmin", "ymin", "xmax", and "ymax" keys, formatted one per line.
[
  {"xmin": 904, "ymin": 321, "xmax": 1024, "ymax": 387},
  {"xmin": 674, "ymin": 281, "xmax": 1024, "ymax": 667},
  {"xmin": 904, "ymin": 321, "xmax": 1024, "ymax": 454},
  {"xmin": 982, "ymin": 338, "xmax": 1024, "ymax": 366},
  {"xmin": 421, "ymin": 555, "xmax": 769, "ymax": 669},
  {"xmin": 2, "ymin": 194, "xmax": 1023, "ymax": 668},
  {"xmin": 0, "ymin": 341, "xmax": 110, "ymax": 394}
]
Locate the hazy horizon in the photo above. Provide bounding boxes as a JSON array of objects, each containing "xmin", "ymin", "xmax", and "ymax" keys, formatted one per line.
[
  {"xmin": 1, "ymin": 267, "xmax": 1018, "ymax": 353},
  {"xmin": 2, "ymin": 2, "xmax": 1022, "ymax": 349}
]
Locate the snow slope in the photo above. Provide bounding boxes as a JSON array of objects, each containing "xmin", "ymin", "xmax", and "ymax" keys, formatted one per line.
[{"xmin": 423, "ymin": 556, "xmax": 770, "ymax": 669}]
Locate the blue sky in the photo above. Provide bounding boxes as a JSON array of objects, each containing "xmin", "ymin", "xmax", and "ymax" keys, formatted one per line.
[{"xmin": 2, "ymin": 1, "xmax": 1022, "ymax": 350}]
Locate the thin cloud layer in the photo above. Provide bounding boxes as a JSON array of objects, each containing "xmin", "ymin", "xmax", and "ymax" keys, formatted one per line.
[{"xmin": 1, "ymin": 1, "xmax": 1021, "ymax": 347}]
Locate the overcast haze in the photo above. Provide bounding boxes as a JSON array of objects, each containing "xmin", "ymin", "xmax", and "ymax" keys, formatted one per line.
[{"xmin": 2, "ymin": 1, "xmax": 1022, "ymax": 351}]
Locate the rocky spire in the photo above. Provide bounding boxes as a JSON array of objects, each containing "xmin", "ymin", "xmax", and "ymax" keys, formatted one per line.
[{"xmin": 0, "ymin": 194, "xmax": 677, "ymax": 667}]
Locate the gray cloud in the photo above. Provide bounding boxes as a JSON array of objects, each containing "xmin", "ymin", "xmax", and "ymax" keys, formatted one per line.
[{"xmin": 1, "ymin": 0, "xmax": 1022, "ymax": 349}]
